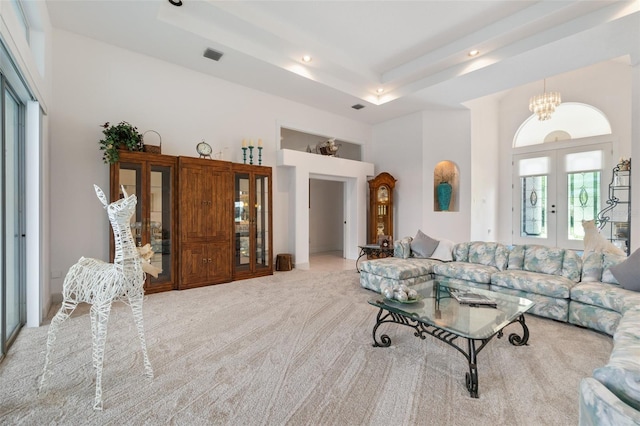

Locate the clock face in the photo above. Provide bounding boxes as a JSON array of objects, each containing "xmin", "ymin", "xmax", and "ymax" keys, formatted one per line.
[
  {"xmin": 197, "ymin": 141, "xmax": 212, "ymax": 156},
  {"xmin": 377, "ymin": 186, "xmax": 389, "ymax": 203}
]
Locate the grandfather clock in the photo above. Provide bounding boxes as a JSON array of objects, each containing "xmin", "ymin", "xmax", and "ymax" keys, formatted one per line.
[{"xmin": 368, "ymin": 172, "xmax": 396, "ymax": 244}]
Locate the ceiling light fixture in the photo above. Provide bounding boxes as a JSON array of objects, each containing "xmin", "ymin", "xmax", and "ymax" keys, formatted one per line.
[
  {"xmin": 302, "ymin": 55, "xmax": 312, "ymax": 63},
  {"xmin": 529, "ymin": 79, "xmax": 561, "ymax": 121},
  {"xmin": 468, "ymin": 49, "xmax": 480, "ymax": 57},
  {"xmin": 376, "ymin": 88, "xmax": 384, "ymax": 94}
]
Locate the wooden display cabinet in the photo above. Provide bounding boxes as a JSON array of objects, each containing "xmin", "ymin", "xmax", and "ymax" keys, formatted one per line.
[
  {"xmin": 368, "ymin": 172, "xmax": 396, "ymax": 245},
  {"xmin": 233, "ymin": 163, "xmax": 273, "ymax": 280},
  {"xmin": 110, "ymin": 151, "xmax": 178, "ymax": 294}
]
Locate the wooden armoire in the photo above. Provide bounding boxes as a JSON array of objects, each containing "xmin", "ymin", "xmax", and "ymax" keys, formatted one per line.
[{"xmin": 178, "ymin": 157, "xmax": 234, "ymax": 289}]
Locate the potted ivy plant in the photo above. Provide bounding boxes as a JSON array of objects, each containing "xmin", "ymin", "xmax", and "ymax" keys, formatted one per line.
[{"xmin": 98, "ymin": 121, "xmax": 143, "ymax": 164}]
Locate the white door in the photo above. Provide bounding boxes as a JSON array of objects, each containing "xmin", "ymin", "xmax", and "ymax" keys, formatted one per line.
[{"xmin": 513, "ymin": 143, "xmax": 611, "ymax": 250}]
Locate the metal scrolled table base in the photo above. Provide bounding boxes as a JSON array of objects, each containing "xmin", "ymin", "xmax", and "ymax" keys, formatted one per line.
[{"xmin": 371, "ymin": 308, "xmax": 529, "ymax": 398}]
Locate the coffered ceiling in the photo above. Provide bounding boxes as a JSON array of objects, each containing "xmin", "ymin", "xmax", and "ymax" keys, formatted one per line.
[{"xmin": 46, "ymin": 0, "xmax": 640, "ymax": 124}]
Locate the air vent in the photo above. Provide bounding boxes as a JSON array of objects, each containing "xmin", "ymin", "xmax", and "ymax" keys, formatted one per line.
[
  {"xmin": 203, "ymin": 48, "xmax": 224, "ymax": 62},
  {"xmin": 351, "ymin": 104, "xmax": 365, "ymax": 110}
]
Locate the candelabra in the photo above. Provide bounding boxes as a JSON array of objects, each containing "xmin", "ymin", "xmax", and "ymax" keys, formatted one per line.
[
  {"xmin": 242, "ymin": 147, "xmax": 247, "ymax": 164},
  {"xmin": 258, "ymin": 146, "xmax": 263, "ymax": 165},
  {"xmin": 249, "ymin": 146, "xmax": 254, "ymax": 165}
]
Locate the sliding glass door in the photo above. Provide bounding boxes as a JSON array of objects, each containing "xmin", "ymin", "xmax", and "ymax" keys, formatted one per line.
[{"xmin": 1, "ymin": 75, "xmax": 26, "ymax": 359}]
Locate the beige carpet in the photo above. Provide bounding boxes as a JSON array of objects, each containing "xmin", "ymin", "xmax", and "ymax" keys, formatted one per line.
[{"xmin": 0, "ymin": 269, "xmax": 612, "ymax": 425}]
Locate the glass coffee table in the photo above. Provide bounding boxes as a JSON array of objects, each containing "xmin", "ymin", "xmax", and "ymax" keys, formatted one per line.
[{"xmin": 368, "ymin": 279, "xmax": 534, "ymax": 398}]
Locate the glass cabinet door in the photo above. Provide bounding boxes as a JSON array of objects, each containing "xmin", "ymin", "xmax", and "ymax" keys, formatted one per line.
[
  {"xmin": 234, "ymin": 167, "xmax": 272, "ymax": 278},
  {"xmin": 254, "ymin": 173, "xmax": 270, "ymax": 271},
  {"xmin": 149, "ymin": 165, "xmax": 173, "ymax": 283},
  {"xmin": 113, "ymin": 153, "xmax": 176, "ymax": 293},
  {"xmin": 234, "ymin": 173, "xmax": 250, "ymax": 272},
  {"xmin": 119, "ymin": 164, "xmax": 143, "ymax": 247}
]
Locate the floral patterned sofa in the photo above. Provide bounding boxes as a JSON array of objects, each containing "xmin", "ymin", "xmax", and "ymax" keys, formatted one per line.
[
  {"xmin": 489, "ymin": 244, "xmax": 583, "ymax": 322},
  {"xmin": 570, "ymin": 251, "xmax": 639, "ymax": 335},
  {"xmin": 358, "ymin": 234, "xmax": 447, "ymax": 293},
  {"xmin": 359, "ymin": 257, "xmax": 442, "ymax": 293},
  {"xmin": 579, "ymin": 306, "xmax": 640, "ymax": 425},
  {"xmin": 360, "ymin": 239, "xmax": 640, "ymax": 423},
  {"xmin": 432, "ymin": 241, "xmax": 509, "ymax": 290},
  {"xmin": 575, "ymin": 252, "xmax": 640, "ymax": 425}
]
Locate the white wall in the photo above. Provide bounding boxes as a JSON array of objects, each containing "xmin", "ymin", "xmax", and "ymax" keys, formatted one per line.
[
  {"xmin": 370, "ymin": 112, "xmax": 423, "ymax": 240},
  {"xmin": 464, "ymin": 96, "xmax": 500, "ymax": 242},
  {"xmin": 496, "ymin": 60, "xmax": 634, "ymax": 245},
  {"xmin": 421, "ymin": 110, "xmax": 472, "ymax": 243},
  {"xmin": 370, "ymin": 110, "xmax": 472, "ymax": 244},
  {"xmin": 49, "ymin": 29, "xmax": 371, "ymax": 297}
]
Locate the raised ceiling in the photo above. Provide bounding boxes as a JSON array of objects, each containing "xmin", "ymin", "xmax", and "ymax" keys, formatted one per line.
[{"xmin": 46, "ymin": 0, "xmax": 640, "ymax": 124}]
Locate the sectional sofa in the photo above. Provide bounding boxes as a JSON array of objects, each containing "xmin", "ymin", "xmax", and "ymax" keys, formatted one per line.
[{"xmin": 359, "ymin": 240, "xmax": 640, "ymax": 424}]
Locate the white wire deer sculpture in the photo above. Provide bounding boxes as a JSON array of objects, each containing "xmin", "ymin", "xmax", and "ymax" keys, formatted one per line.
[{"xmin": 40, "ymin": 185, "xmax": 154, "ymax": 410}]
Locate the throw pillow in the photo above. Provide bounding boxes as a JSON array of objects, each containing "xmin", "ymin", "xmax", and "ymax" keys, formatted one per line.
[
  {"xmin": 393, "ymin": 236, "xmax": 412, "ymax": 259},
  {"xmin": 453, "ymin": 242, "xmax": 470, "ymax": 262},
  {"xmin": 507, "ymin": 245, "xmax": 525, "ymax": 270},
  {"xmin": 429, "ymin": 238, "xmax": 454, "ymax": 261},
  {"xmin": 602, "ymin": 252, "xmax": 628, "ymax": 284},
  {"xmin": 609, "ymin": 248, "xmax": 640, "ymax": 292},
  {"xmin": 581, "ymin": 251, "xmax": 603, "ymax": 282},
  {"xmin": 410, "ymin": 230, "xmax": 439, "ymax": 258}
]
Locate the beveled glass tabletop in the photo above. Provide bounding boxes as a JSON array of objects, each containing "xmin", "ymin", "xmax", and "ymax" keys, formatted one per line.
[{"xmin": 368, "ymin": 280, "xmax": 534, "ymax": 340}]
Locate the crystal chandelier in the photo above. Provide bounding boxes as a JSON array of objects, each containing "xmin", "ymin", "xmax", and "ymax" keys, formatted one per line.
[{"xmin": 529, "ymin": 79, "xmax": 561, "ymax": 121}]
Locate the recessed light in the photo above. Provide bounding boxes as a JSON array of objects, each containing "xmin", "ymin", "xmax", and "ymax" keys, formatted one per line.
[
  {"xmin": 468, "ymin": 49, "xmax": 480, "ymax": 57},
  {"xmin": 376, "ymin": 88, "xmax": 384, "ymax": 94},
  {"xmin": 302, "ymin": 55, "xmax": 312, "ymax": 63}
]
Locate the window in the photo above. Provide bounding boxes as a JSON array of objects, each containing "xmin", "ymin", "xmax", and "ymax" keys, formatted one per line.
[
  {"xmin": 513, "ymin": 103, "xmax": 612, "ymax": 148},
  {"xmin": 10, "ymin": 0, "xmax": 30, "ymax": 44},
  {"xmin": 565, "ymin": 151, "xmax": 602, "ymax": 240}
]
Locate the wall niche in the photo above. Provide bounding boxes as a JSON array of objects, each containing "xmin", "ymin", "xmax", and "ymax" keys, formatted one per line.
[
  {"xmin": 433, "ymin": 161, "xmax": 459, "ymax": 212},
  {"xmin": 280, "ymin": 127, "xmax": 362, "ymax": 161}
]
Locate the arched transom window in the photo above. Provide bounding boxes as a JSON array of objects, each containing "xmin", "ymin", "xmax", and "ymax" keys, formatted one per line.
[{"xmin": 513, "ymin": 102, "xmax": 612, "ymax": 148}]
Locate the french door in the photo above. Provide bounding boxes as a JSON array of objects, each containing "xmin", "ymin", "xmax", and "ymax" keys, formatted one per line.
[{"xmin": 512, "ymin": 143, "xmax": 611, "ymax": 250}]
